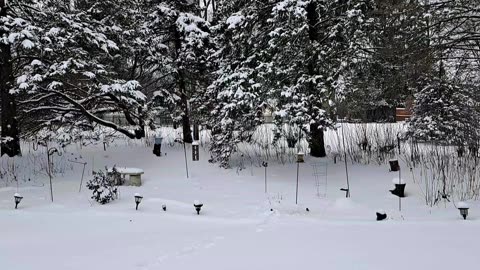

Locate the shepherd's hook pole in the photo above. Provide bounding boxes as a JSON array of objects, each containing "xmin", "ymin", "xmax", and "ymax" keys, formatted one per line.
[
  {"xmin": 296, "ymin": 162, "xmax": 299, "ymax": 204},
  {"xmin": 79, "ymin": 163, "xmax": 86, "ymax": 193},
  {"xmin": 183, "ymin": 141, "xmax": 189, "ymax": 179},
  {"xmin": 264, "ymin": 166, "xmax": 267, "ymax": 193},
  {"xmin": 341, "ymin": 123, "xmax": 350, "ymax": 198},
  {"xmin": 399, "ymin": 167, "xmax": 402, "ymax": 211}
]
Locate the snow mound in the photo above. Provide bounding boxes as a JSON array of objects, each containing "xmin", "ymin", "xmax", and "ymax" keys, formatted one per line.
[
  {"xmin": 457, "ymin": 202, "xmax": 469, "ymax": 208},
  {"xmin": 392, "ymin": 177, "xmax": 405, "ymax": 184},
  {"xmin": 333, "ymin": 198, "xmax": 357, "ymax": 210}
]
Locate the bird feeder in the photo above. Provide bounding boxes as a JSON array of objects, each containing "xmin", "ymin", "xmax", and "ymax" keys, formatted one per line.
[
  {"xmin": 192, "ymin": 141, "xmax": 199, "ymax": 161},
  {"xmin": 376, "ymin": 210, "xmax": 387, "ymax": 221},
  {"xmin": 14, "ymin": 193, "xmax": 23, "ymax": 209},
  {"xmin": 389, "ymin": 159, "xmax": 400, "ymax": 172},
  {"xmin": 153, "ymin": 136, "xmax": 163, "ymax": 157},
  {"xmin": 193, "ymin": 124, "xmax": 200, "ymax": 141},
  {"xmin": 296, "ymin": 152, "xmax": 305, "ymax": 163},
  {"xmin": 390, "ymin": 178, "xmax": 406, "ymax": 197}
]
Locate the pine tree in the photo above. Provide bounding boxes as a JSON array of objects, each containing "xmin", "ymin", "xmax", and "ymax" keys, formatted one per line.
[
  {"xmin": 344, "ymin": 0, "xmax": 433, "ymax": 122},
  {"xmin": 265, "ymin": 0, "xmax": 374, "ymax": 157},
  {"xmin": 408, "ymin": 78, "xmax": 479, "ymax": 146},
  {"xmin": 0, "ymin": 0, "xmax": 29, "ymax": 156},
  {"xmin": 202, "ymin": 0, "xmax": 271, "ymax": 167},
  {"xmin": 145, "ymin": 0, "xmax": 213, "ymax": 143},
  {"xmin": 204, "ymin": 0, "xmax": 374, "ymax": 166},
  {"xmin": 6, "ymin": 0, "xmax": 153, "ymax": 143}
]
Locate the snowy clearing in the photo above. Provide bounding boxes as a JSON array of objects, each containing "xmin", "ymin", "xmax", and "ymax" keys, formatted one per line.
[{"xmin": 1, "ymin": 140, "xmax": 478, "ymax": 270}]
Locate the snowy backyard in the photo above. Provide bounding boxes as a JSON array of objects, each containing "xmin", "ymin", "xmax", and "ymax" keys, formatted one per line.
[
  {"xmin": 2, "ymin": 0, "xmax": 480, "ymax": 269},
  {"xmin": 1, "ymin": 127, "xmax": 479, "ymax": 270}
]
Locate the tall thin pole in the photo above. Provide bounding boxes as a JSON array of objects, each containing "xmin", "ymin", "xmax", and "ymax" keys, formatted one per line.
[
  {"xmin": 295, "ymin": 162, "xmax": 299, "ymax": 204},
  {"xmin": 399, "ymin": 167, "xmax": 401, "ymax": 211},
  {"xmin": 183, "ymin": 141, "xmax": 189, "ymax": 178},
  {"xmin": 264, "ymin": 166, "xmax": 267, "ymax": 193},
  {"xmin": 341, "ymin": 123, "xmax": 350, "ymax": 198},
  {"xmin": 47, "ymin": 148, "xmax": 54, "ymax": 202},
  {"xmin": 14, "ymin": 157, "xmax": 18, "ymax": 193},
  {"xmin": 79, "ymin": 163, "xmax": 86, "ymax": 193}
]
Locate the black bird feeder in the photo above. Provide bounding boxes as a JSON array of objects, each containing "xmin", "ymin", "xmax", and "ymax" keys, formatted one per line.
[
  {"xmin": 153, "ymin": 136, "xmax": 163, "ymax": 157},
  {"xmin": 389, "ymin": 159, "xmax": 400, "ymax": 172},
  {"xmin": 390, "ymin": 178, "xmax": 406, "ymax": 198},
  {"xmin": 376, "ymin": 210, "xmax": 387, "ymax": 221}
]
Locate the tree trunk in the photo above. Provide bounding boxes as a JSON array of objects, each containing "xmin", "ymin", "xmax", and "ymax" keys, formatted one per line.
[
  {"xmin": 306, "ymin": 2, "xmax": 325, "ymax": 158},
  {"xmin": 181, "ymin": 90, "xmax": 193, "ymax": 143},
  {"xmin": 309, "ymin": 123, "xmax": 326, "ymax": 157},
  {"xmin": 174, "ymin": 25, "xmax": 193, "ymax": 144},
  {"xmin": 0, "ymin": 6, "xmax": 21, "ymax": 157}
]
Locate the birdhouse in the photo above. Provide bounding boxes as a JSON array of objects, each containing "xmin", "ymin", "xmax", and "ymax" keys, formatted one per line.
[
  {"xmin": 192, "ymin": 141, "xmax": 199, "ymax": 161},
  {"xmin": 153, "ymin": 136, "xmax": 163, "ymax": 157},
  {"xmin": 389, "ymin": 159, "xmax": 400, "ymax": 171},
  {"xmin": 193, "ymin": 124, "xmax": 200, "ymax": 141},
  {"xmin": 296, "ymin": 152, "xmax": 305, "ymax": 163}
]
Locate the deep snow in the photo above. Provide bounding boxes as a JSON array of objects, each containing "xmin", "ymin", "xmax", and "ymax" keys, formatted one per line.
[{"xmin": 1, "ymin": 140, "xmax": 479, "ymax": 270}]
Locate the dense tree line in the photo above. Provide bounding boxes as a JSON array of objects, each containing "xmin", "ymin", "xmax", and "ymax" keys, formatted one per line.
[{"xmin": 1, "ymin": 0, "xmax": 479, "ymax": 167}]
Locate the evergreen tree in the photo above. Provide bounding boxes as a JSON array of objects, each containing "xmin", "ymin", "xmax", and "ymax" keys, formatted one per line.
[
  {"xmin": 145, "ymin": 0, "xmax": 213, "ymax": 143},
  {"xmin": 205, "ymin": 0, "xmax": 373, "ymax": 166},
  {"xmin": 266, "ymin": 0, "xmax": 374, "ymax": 157},
  {"xmin": 15, "ymin": 0, "xmax": 149, "ymax": 141},
  {"xmin": 408, "ymin": 79, "xmax": 479, "ymax": 146},
  {"xmin": 0, "ymin": 0, "xmax": 32, "ymax": 156},
  {"xmin": 344, "ymin": 0, "xmax": 433, "ymax": 122},
  {"xmin": 203, "ymin": 0, "xmax": 268, "ymax": 167}
]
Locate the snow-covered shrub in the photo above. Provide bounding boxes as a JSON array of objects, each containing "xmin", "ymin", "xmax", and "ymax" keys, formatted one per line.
[
  {"xmin": 86, "ymin": 168, "xmax": 119, "ymax": 204},
  {"xmin": 409, "ymin": 144, "xmax": 480, "ymax": 206},
  {"xmin": 326, "ymin": 123, "xmax": 405, "ymax": 166}
]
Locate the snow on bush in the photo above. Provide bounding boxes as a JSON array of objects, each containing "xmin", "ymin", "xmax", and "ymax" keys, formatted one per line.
[{"xmin": 86, "ymin": 167, "xmax": 120, "ymax": 204}]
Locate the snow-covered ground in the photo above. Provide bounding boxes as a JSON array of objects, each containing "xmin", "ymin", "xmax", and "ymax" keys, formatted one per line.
[{"xmin": 1, "ymin": 140, "xmax": 479, "ymax": 270}]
